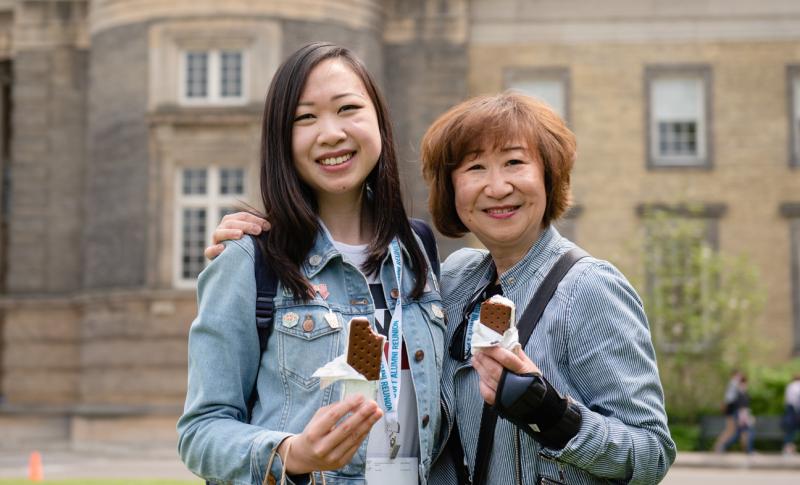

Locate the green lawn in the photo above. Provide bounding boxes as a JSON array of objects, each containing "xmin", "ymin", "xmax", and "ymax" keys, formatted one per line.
[{"xmin": 0, "ymin": 480, "xmax": 201, "ymax": 485}]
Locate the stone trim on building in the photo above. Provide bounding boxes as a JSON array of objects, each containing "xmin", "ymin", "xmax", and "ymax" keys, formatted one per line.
[
  {"xmin": 788, "ymin": 65, "xmax": 800, "ymax": 169},
  {"xmin": 503, "ymin": 65, "xmax": 571, "ymax": 125},
  {"xmin": 644, "ymin": 64, "xmax": 714, "ymax": 171},
  {"xmin": 780, "ymin": 202, "xmax": 800, "ymax": 354},
  {"xmin": 148, "ymin": 18, "xmax": 282, "ymax": 111},
  {"xmin": 636, "ymin": 202, "xmax": 727, "ymax": 249},
  {"xmin": 792, "ymin": 219, "xmax": 800, "ymax": 355},
  {"xmin": 90, "ymin": 0, "xmax": 383, "ymax": 35}
]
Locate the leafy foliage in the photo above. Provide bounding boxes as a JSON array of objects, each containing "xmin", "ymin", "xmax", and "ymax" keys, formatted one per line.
[
  {"xmin": 747, "ymin": 359, "xmax": 800, "ymax": 415},
  {"xmin": 641, "ymin": 208, "xmax": 765, "ymax": 420}
]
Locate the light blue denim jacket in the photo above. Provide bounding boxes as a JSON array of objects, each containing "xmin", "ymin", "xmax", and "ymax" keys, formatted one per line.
[
  {"xmin": 178, "ymin": 231, "xmax": 445, "ymax": 485},
  {"xmin": 430, "ymin": 227, "xmax": 675, "ymax": 485}
]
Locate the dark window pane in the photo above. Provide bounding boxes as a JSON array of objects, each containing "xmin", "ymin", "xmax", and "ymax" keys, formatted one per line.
[
  {"xmin": 220, "ymin": 168, "xmax": 245, "ymax": 195},
  {"xmin": 181, "ymin": 208, "xmax": 207, "ymax": 279},
  {"xmin": 186, "ymin": 52, "xmax": 208, "ymax": 98},
  {"xmin": 221, "ymin": 51, "xmax": 243, "ymax": 98},
  {"xmin": 182, "ymin": 169, "xmax": 208, "ymax": 195}
]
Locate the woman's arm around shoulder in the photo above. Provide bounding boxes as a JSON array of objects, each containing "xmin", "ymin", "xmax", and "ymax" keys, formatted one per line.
[{"xmin": 544, "ymin": 259, "xmax": 676, "ymax": 484}]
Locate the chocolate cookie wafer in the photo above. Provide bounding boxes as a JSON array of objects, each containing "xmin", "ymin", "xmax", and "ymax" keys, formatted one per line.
[
  {"xmin": 479, "ymin": 300, "xmax": 513, "ymax": 334},
  {"xmin": 346, "ymin": 317, "xmax": 384, "ymax": 381}
]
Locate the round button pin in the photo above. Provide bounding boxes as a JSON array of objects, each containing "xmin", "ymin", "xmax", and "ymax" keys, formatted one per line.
[
  {"xmin": 302, "ymin": 315, "xmax": 314, "ymax": 332},
  {"xmin": 308, "ymin": 254, "xmax": 322, "ymax": 266}
]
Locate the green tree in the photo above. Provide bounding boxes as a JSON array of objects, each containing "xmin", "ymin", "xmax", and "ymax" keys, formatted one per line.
[{"xmin": 641, "ymin": 208, "xmax": 765, "ymax": 420}]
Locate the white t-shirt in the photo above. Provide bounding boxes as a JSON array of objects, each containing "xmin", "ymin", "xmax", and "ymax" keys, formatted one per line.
[{"xmin": 332, "ymin": 239, "xmax": 420, "ymax": 460}]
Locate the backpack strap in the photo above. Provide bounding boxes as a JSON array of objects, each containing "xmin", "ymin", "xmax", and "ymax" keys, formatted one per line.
[
  {"xmin": 247, "ymin": 234, "xmax": 278, "ymax": 420},
  {"xmin": 410, "ymin": 218, "xmax": 440, "ymax": 280},
  {"xmin": 470, "ymin": 247, "xmax": 589, "ymax": 485}
]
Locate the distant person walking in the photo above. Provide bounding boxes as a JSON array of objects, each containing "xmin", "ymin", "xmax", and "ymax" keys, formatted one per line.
[
  {"xmin": 721, "ymin": 375, "xmax": 755, "ymax": 454},
  {"xmin": 714, "ymin": 370, "xmax": 742, "ymax": 452},
  {"xmin": 782, "ymin": 374, "xmax": 800, "ymax": 454}
]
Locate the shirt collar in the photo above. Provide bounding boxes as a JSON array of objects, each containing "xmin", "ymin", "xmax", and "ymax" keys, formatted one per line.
[{"xmin": 497, "ymin": 225, "xmax": 562, "ymax": 290}]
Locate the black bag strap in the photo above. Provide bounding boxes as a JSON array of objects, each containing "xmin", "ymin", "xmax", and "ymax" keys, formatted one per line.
[
  {"xmin": 471, "ymin": 247, "xmax": 589, "ymax": 484},
  {"xmin": 247, "ymin": 234, "xmax": 278, "ymax": 420},
  {"xmin": 516, "ymin": 248, "xmax": 589, "ymax": 348},
  {"xmin": 410, "ymin": 218, "xmax": 440, "ymax": 280}
]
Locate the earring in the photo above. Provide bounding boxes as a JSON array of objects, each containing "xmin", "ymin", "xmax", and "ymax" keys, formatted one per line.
[{"xmin": 365, "ymin": 182, "xmax": 374, "ymax": 201}]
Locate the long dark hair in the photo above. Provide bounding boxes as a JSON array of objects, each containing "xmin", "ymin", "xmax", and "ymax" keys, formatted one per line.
[{"xmin": 257, "ymin": 42, "xmax": 428, "ymax": 300}]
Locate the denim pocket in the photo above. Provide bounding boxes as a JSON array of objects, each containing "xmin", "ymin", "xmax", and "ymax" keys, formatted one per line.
[
  {"xmin": 275, "ymin": 304, "xmax": 343, "ymax": 390},
  {"xmin": 420, "ymin": 299, "xmax": 447, "ymax": 371}
]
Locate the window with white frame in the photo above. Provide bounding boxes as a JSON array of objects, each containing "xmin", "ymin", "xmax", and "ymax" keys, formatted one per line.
[
  {"xmin": 181, "ymin": 49, "xmax": 245, "ymax": 105},
  {"xmin": 790, "ymin": 66, "xmax": 800, "ymax": 167},
  {"xmin": 647, "ymin": 67, "xmax": 710, "ymax": 168},
  {"xmin": 175, "ymin": 166, "xmax": 246, "ymax": 286},
  {"xmin": 505, "ymin": 67, "xmax": 569, "ymax": 122}
]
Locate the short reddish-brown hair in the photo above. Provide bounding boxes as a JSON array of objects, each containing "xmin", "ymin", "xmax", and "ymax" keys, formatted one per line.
[{"xmin": 421, "ymin": 92, "xmax": 576, "ymax": 237}]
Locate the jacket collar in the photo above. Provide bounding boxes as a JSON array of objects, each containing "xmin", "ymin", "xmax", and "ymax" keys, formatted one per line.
[
  {"xmin": 301, "ymin": 221, "xmax": 414, "ymax": 278},
  {"xmin": 461, "ymin": 226, "xmax": 560, "ymax": 304}
]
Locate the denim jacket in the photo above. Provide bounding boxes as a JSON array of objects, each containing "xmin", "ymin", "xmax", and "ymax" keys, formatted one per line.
[
  {"xmin": 178, "ymin": 231, "xmax": 445, "ymax": 485},
  {"xmin": 430, "ymin": 227, "xmax": 675, "ymax": 485}
]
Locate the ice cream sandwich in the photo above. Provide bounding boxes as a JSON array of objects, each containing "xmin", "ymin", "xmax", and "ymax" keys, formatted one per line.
[
  {"xmin": 346, "ymin": 317, "xmax": 384, "ymax": 381},
  {"xmin": 479, "ymin": 298, "xmax": 514, "ymax": 334}
]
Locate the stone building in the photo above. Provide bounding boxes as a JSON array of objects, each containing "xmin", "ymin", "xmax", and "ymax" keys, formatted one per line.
[{"xmin": 0, "ymin": 0, "xmax": 798, "ymax": 447}]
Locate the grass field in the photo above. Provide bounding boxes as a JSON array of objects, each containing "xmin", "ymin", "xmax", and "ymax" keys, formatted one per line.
[{"xmin": 0, "ymin": 480, "xmax": 202, "ymax": 485}]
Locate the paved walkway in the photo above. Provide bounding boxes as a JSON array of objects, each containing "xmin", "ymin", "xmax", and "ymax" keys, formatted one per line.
[
  {"xmin": 0, "ymin": 445, "xmax": 197, "ymax": 480},
  {"xmin": 2, "ymin": 445, "xmax": 800, "ymax": 481}
]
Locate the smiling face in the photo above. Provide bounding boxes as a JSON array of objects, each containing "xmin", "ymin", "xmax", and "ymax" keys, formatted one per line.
[
  {"xmin": 451, "ymin": 141, "xmax": 547, "ymax": 255},
  {"xmin": 291, "ymin": 59, "xmax": 382, "ymax": 205}
]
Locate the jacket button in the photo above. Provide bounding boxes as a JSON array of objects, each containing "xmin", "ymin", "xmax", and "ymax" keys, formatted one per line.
[
  {"xmin": 390, "ymin": 288, "xmax": 400, "ymax": 299},
  {"xmin": 414, "ymin": 350, "xmax": 425, "ymax": 362},
  {"xmin": 422, "ymin": 414, "xmax": 430, "ymax": 427}
]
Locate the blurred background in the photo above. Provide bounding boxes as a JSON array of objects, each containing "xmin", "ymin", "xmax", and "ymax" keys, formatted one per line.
[{"xmin": 0, "ymin": 0, "xmax": 798, "ymax": 458}]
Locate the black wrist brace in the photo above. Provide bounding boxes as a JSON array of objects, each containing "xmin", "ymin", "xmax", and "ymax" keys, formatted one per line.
[{"xmin": 493, "ymin": 369, "xmax": 582, "ymax": 450}]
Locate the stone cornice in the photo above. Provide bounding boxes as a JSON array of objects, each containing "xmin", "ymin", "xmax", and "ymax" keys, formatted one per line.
[
  {"xmin": 147, "ymin": 105, "xmax": 263, "ymax": 128},
  {"xmin": 89, "ymin": 0, "xmax": 383, "ymax": 35},
  {"xmin": 13, "ymin": 0, "xmax": 89, "ymax": 51},
  {"xmin": 470, "ymin": 0, "xmax": 800, "ymax": 45}
]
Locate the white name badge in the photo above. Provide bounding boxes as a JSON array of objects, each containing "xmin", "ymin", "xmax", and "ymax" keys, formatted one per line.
[{"xmin": 365, "ymin": 457, "xmax": 418, "ymax": 485}]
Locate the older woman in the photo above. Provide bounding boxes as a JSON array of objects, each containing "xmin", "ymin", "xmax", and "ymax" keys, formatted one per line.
[{"xmin": 422, "ymin": 92, "xmax": 674, "ymax": 484}]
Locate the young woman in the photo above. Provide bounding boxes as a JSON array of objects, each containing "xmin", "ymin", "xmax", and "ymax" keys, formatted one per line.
[{"xmin": 178, "ymin": 42, "xmax": 445, "ymax": 485}]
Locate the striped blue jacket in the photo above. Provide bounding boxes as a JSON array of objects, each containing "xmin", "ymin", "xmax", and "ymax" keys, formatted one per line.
[{"xmin": 430, "ymin": 227, "xmax": 675, "ymax": 484}]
